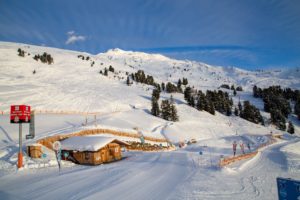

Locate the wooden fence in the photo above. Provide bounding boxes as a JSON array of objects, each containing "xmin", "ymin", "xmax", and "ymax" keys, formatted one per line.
[
  {"xmin": 219, "ymin": 151, "xmax": 258, "ymax": 167},
  {"xmin": 219, "ymin": 137, "xmax": 277, "ymax": 167}
]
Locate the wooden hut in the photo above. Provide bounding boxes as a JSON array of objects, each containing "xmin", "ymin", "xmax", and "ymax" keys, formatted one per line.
[
  {"xmin": 27, "ymin": 144, "xmax": 42, "ymax": 158},
  {"xmin": 60, "ymin": 136, "xmax": 129, "ymax": 165}
]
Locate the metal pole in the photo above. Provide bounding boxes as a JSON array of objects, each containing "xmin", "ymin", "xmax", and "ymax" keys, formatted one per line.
[{"xmin": 18, "ymin": 123, "xmax": 23, "ymax": 168}]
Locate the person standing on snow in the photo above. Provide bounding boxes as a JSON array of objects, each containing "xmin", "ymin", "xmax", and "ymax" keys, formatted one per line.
[
  {"xmin": 247, "ymin": 142, "xmax": 251, "ymax": 152},
  {"xmin": 240, "ymin": 142, "xmax": 245, "ymax": 154},
  {"xmin": 233, "ymin": 141, "xmax": 237, "ymax": 156}
]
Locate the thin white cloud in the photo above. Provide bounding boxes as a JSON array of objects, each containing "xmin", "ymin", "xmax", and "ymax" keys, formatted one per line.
[
  {"xmin": 67, "ymin": 30, "xmax": 75, "ymax": 35},
  {"xmin": 65, "ymin": 31, "xmax": 86, "ymax": 45}
]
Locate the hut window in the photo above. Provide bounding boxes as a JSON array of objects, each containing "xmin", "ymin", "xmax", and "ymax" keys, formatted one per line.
[
  {"xmin": 109, "ymin": 149, "xmax": 114, "ymax": 155},
  {"xmin": 115, "ymin": 148, "xmax": 119, "ymax": 153},
  {"xmin": 85, "ymin": 152, "xmax": 90, "ymax": 160}
]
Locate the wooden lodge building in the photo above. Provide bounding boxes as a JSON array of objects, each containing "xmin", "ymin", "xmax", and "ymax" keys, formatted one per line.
[{"xmin": 60, "ymin": 136, "xmax": 129, "ymax": 165}]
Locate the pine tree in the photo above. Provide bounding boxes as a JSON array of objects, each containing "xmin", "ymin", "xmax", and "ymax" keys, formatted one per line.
[
  {"xmin": 161, "ymin": 100, "xmax": 171, "ymax": 120},
  {"xmin": 33, "ymin": 55, "xmax": 39, "ymax": 61},
  {"xmin": 154, "ymin": 83, "xmax": 161, "ymax": 92},
  {"xmin": 236, "ymin": 86, "xmax": 243, "ymax": 91},
  {"xmin": 177, "ymin": 79, "xmax": 182, "ymax": 89},
  {"xmin": 189, "ymin": 96, "xmax": 195, "ymax": 107},
  {"xmin": 109, "ymin": 65, "xmax": 114, "ymax": 72},
  {"xmin": 204, "ymin": 100, "xmax": 215, "ymax": 115},
  {"xmin": 182, "ymin": 78, "xmax": 188, "ymax": 86},
  {"xmin": 161, "ymin": 82, "xmax": 165, "ymax": 91},
  {"xmin": 196, "ymin": 93, "xmax": 205, "ymax": 111},
  {"xmin": 184, "ymin": 87, "xmax": 192, "ymax": 102},
  {"xmin": 104, "ymin": 68, "xmax": 108, "ymax": 76},
  {"xmin": 270, "ymin": 109, "xmax": 286, "ymax": 131},
  {"xmin": 17, "ymin": 48, "xmax": 25, "ymax": 57},
  {"xmin": 238, "ymin": 101, "xmax": 242, "ymax": 112},
  {"xmin": 126, "ymin": 76, "xmax": 131, "ymax": 86},
  {"xmin": 209, "ymin": 101, "xmax": 215, "ymax": 115},
  {"xmin": 287, "ymin": 121, "xmax": 295, "ymax": 134},
  {"xmin": 151, "ymin": 96, "xmax": 160, "ymax": 117},
  {"xmin": 233, "ymin": 88, "xmax": 237, "ymax": 96},
  {"xmin": 240, "ymin": 101, "xmax": 264, "ymax": 124},
  {"xmin": 226, "ymin": 104, "xmax": 232, "ymax": 116},
  {"xmin": 166, "ymin": 82, "xmax": 178, "ymax": 93},
  {"xmin": 152, "ymin": 89, "xmax": 160, "ymax": 100},
  {"xmin": 169, "ymin": 96, "xmax": 179, "ymax": 121},
  {"xmin": 170, "ymin": 104, "xmax": 179, "ymax": 121},
  {"xmin": 253, "ymin": 85, "xmax": 258, "ymax": 98},
  {"xmin": 234, "ymin": 107, "xmax": 239, "ymax": 116}
]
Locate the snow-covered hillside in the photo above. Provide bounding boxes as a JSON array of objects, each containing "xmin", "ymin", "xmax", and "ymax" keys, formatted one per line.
[
  {"xmin": 0, "ymin": 42, "xmax": 299, "ymax": 200},
  {"xmin": 1, "ymin": 41, "xmax": 299, "ymax": 141},
  {"xmin": 1, "ymin": 41, "xmax": 299, "ymax": 113}
]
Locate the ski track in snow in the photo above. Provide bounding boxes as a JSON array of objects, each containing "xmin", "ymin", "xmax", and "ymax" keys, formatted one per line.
[
  {"xmin": 175, "ymin": 139, "xmax": 300, "ymax": 200},
  {"xmin": 0, "ymin": 139, "xmax": 299, "ymax": 199}
]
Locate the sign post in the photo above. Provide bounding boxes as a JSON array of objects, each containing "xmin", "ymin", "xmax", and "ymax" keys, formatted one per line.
[
  {"xmin": 10, "ymin": 105, "xmax": 31, "ymax": 169},
  {"xmin": 26, "ymin": 111, "xmax": 35, "ymax": 139},
  {"xmin": 198, "ymin": 151, "xmax": 203, "ymax": 166},
  {"xmin": 53, "ymin": 141, "xmax": 62, "ymax": 171},
  {"xmin": 18, "ymin": 123, "xmax": 22, "ymax": 168}
]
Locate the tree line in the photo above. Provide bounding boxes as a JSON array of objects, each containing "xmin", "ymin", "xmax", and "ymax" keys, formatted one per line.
[
  {"xmin": 127, "ymin": 70, "xmax": 189, "ymax": 95},
  {"xmin": 184, "ymin": 87, "xmax": 233, "ymax": 116},
  {"xmin": 253, "ymin": 85, "xmax": 298, "ymax": 133},
  {"xmin": 33, "ymin": 52, "xmax": 54, "ymax": 64}
]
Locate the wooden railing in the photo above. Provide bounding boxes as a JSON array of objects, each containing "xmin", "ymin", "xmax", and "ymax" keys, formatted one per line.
[{"xmin": 219, "ymin": 137, "xmax": 277, "ymax": 167}]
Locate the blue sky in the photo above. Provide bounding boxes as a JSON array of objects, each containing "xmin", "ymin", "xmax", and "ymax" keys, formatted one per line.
[{"xmin": 0, "ymin": 0, "xmax": 299, "ymax": 70}]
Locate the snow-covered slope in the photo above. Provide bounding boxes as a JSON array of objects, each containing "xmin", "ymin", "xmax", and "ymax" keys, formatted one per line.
[
  {"xmin": 0, "ymin": 41, "xmax": 299, "ymax": 142},
  {"xmin": 0, "ymin": 41, "xmax": 298, "ymax": 139},
  {"xmin": 0, "ymin": 41, "xmax": 300, "ymax": 200},
  {"xmin": 1, "ymin": 41, "xmax": 299, "ymax": 113}
]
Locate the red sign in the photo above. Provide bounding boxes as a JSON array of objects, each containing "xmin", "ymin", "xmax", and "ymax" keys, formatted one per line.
[{"xmin": 10, "ymin": 105, "xmax": 31, "ymax": 123}]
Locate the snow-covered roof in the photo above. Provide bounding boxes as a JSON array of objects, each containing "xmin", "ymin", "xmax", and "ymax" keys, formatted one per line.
[{"xmin": 60, "ymin": 136, "xmax": 129, "ymax": 152}]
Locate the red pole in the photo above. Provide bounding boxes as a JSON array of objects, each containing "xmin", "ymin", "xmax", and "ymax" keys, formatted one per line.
[
  {"xmin": 18, "ymin": 152, "xmax": 23, "ymax": 168},
  {"xmin": 18, "ymin": 123, "xmax": 23, "ymax": 168}
]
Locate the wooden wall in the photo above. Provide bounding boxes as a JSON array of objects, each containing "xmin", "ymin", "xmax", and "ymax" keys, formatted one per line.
[{"xmin": 67, "ymin": 142, "xmax": 122, "ymax": 165}]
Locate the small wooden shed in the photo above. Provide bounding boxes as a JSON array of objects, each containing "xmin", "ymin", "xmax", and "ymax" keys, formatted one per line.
[
  {"xmin": 27, "ymin": 144, "xmax": 42, "ymax": 158},
  {"xmin": 60, "ymin": 136, "xmax": 129, "ymax": 165}
]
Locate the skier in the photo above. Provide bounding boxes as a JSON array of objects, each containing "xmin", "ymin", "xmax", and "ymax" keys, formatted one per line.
[
  {"xmin": 247, "ymin": 142, "xmax": 251, "ymax": 152},
  {"xmin": 240, "ymin": 142, "xmax": 245, "ymax": 154},
  {"xmin": 233, "ymin": 141, "xmax": 237, "ymax": 156}
]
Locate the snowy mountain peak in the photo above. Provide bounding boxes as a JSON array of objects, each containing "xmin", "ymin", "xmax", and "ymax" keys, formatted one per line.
[{"xmin": 105, "ymin": 48, "xmax": 126, "ymax": 54}]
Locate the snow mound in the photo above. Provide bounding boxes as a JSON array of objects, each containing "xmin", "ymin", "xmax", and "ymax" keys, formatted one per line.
[{"xmin": 281, "ymin": 141, "xmax": 300, "ymax": 155}]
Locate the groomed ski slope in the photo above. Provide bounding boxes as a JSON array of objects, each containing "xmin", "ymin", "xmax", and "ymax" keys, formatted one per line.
[{"xmin": 0, "ymin": 139, "xmax": 299, "ymax": 200}]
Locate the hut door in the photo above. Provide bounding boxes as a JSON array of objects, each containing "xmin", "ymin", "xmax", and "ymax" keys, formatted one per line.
[
  {"xmin": 85, "ymin": 152, "xmax": 90, "ymax": 161},
  {"xmin": 101, "ymin": 150, "xmax": 107, "ymax": 162}
]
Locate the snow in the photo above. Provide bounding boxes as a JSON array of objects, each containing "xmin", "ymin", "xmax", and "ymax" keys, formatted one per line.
[
  {"xmin": 0, "ymin": 41, "xmax": 299, "ymax": 200},
  {"xmin": 281, "ymin": 141, "xmax": 300, "ymax": 155},
  {"xmin": 60, "ymin": 136, "xmax": 127, "ymax": 151},
  {"xmin": 0, "ymin": 141, "xmax": 299, "ymax": 200}
]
